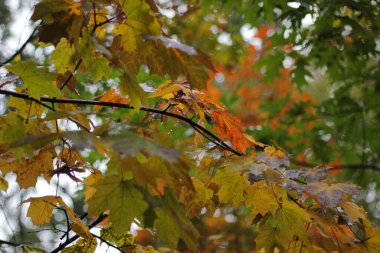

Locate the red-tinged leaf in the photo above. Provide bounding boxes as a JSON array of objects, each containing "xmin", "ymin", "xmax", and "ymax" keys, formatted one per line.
[
  {"xmin": 211, "ymin": 110, "xmax": 249, "ymax": 153},
  {"xmin": 93, "ymin": 89, "xmax": 130, "ymax": 112}
]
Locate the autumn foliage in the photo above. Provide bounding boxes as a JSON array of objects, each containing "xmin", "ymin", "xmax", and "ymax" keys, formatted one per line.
[{"xmin": 0, "ymin": 0, "xmax": 379, "ymax": 253}]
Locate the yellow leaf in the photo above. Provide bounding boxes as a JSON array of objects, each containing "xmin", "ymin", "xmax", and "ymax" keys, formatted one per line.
[
  {"xmin": 0, "ymin": 176, "xmax": 8, "ymax": 191},
  {"xmin": 61, "ymin": 238, "xmax": 97, "ymax": 253},
  {"xmin": 23, "ymin": 196, "xmax": 61, "ymax": 225},
  {"xmin": 70, "ymin": 218, "xmax": 93, "ymax": 239},
  {"xmin": 245, "ymin": 183, "xmax": 284, "ymax": 222},
  {"xmin": 84, "ymin": 170, "xmax": 103, "ymax": 201},
  {"xmin": 213, "ymin": 169, "xmax": 246, "ymax": 208},
  {"xmin": 51, "ymin": 38, "xmax": 75, "ymax": 73},
  {"xmin": 114, "ymin": 0, "xmax": 161, "ymax": 52},
  {"xmin": 0, "ymin": 149, "xmax": 54, "ymax": 189},
  {"xmin": 150, "ymin": 81, "xmax": 181, "ymax": 98},
  {"xmin": 340, "ymin": 202, "xmax": 370, "ymax": 227}
]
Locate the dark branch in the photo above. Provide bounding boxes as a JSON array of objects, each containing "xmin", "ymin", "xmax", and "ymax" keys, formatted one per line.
[
  {"xmin": 292, "ymin": 159, "xmax": 380, "ymax": 172},
  {"xmin": 59, "ymin": 59, "xmax": 82, "ymax": 90},
  {"xmin": 0, "ymin": 239, "xmax": 21, "ymax": 247},
  {"xmin": 0, "ymin": 23, "xmax": 40, "ymax": 68},
  {"xmin": 50, "ymin": 213, "xmax": 108, "ymax": 253},
  {"xmin": 0, "ymin": 89, "xmax": 243, "ymax": 156},
  {"xmin": 91, "ymin": 233, "xmax": 121, "ymax": 252}
]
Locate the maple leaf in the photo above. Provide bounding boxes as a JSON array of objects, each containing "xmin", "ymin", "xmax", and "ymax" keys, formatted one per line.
[
  {"xmin": 154, "ymin": 209, "xmax": 181, "ymax": 249},
  {"xmin": 118, "ymin": 68, "xmax": 147, "ymax": 110},
  {"xmin": 5, "ymin": 61, "xmax": 60, "ymax": 99},
  {"xmin": 109, "ymin": 131, "xmax": 179, "ymax": 163},
  {"xmin": 0, "ymin": 149, "xmax": 54, "ymax": 189},
  {"xmin": 83, "ymin": 169, "xmax": 103, "ymax": 201},
  {"xmin": 51, "ymin": 38, "xmax": 75, "ymax": 74},
  {"xmin": 93, "ymin": 89, "xmax": 130, "ymax": 112},
  {"xmin": 100, "ymin": 225, "xmax": 134, "ymax": 248},
  {"xmin": 143, "ymin": 36, "xmax": 214, "ymax": 90},
  {"xmin": 87, "ymin": 175, "xmax": 148, "ymax": 233},
  {"xmin": 154, "ymin": 193, "xmax": 200, "ymax": 250},
  {"xmin": 340, "ymin": 202, "xmax": 369, "ymax": 225},
  {"xmin": 349, "ymin": 228, "xmax": 380, "ymax": 253},
  {"xmin": 255, "ymin": 227, "xmax": 289, "ymax": 253},
  {"xmin": 31, "ymin": 0, "xmax": 85, "ymax": 45},
  {"xmin": 273, "ymin": 201, "xmax": 311, "ymax": 240},
  {"xmin": 9, "ymin": 96, "xmax": 45, "ymax": 120},
  {"xmin": 0, "ymin": 111, "xmax": 26, "ymax": 147},
  {"xmin": 184, "ymin": 178, "xmax": 214, "ymax": 217},
  {"xmin": 60, "ymin": 238, "xmax": 97, "ymax": 253},
  {"xmin": 245, "ymin": 183, "xmax": 286, "ymax": 222},
  {"xmin": 89, "ymin": 57, "xmax": 110, "ymax": 82},
  {"xmin": 211, "ymin": 110, "xmax": 250, "ymax": 153},
  {"xmin": 23, "ymin": 195, "xmax": 92, "ymax": 239},
  {"xmin": 305, "ymin": 182, "xmax": 359, "ymax": 208},
  {"xmin": 213, "ymin": 169, "xmax": 246, "ymax": 208},
  {"xmin": 114, "ymin": 0, "xmax": 161, "ymax": 52}
]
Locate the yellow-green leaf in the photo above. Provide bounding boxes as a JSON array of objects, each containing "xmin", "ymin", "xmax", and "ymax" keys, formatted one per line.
[
  {"xmin": 245, "ymin": 184, "xmax": 285, "ymax": 222},
  {"xmin": 90, "ymin": 57, "xmax": 110, "ymax": 82},
  {"xmin": 114, "ymin": 0, "xmax": 161, "ymax": 52},
  {"xmin": 61, "ymin": 238, "xmax": 97, "ymax": 253},
  {"xmin": 51, "ymin": 38, "xmax": 75, "ymax": 73},
  {"xmin": 213, "ymin": 169, "xmax": 246, "ymax": 208},
  {"xmin": 6, "ymin": 61, "xmax": 60, "ymax": 98},
  {"xmin": 87, "ymin": 175, "xmax": 148, "ymax": 233},
  {"xmin": 118, "ymin": 69, "xmax": 146, "ymax": 109},
  {"xmin": 154, "ymin": 208, "xmax": 181, "ymax": 249}
]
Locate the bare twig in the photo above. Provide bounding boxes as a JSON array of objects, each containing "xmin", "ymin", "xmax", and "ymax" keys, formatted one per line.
[
  {"xmin": 91, "ymin": 233, "xmax": 121, "ymax": 251},
  {"xmin": 50, "ymin": 213, "xmax": 108, "ymax": 253},
  {"xmin": 0, "ymin": 239, "xmax": 21, "ymax": 247},
  {"xmin": 0, "ymin": 23, "xmax": 40, "ymax": 67}
]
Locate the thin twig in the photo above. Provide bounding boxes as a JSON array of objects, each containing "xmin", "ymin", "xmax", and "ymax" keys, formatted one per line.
[
  {"xmin": 0, "ymin": 239, "xmax": 21, "ymax": 247},
  {"xmin": 91, "ymin": 233, "xmax": 121, "ymax": 251},
  {"xmin": 59, "ymin": 59, "xmax": 82, "ymax": 90},
  {"xmin": 0, "ymin": 203, "xmax": 17, "ymax": 243},
  {"xmin": 0, "ymin": 23, "xmax": 40, "ymax": 67},
  {"xmin": 50, "ymin": 213, "xmax": 108, "ymax": 253}
]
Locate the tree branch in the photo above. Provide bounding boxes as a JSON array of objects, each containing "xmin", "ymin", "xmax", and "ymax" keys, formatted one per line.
[
  {"xmin": 50, "ymin": 213, "xmax": 108, "ymax": 253},
  {"xmin": 292, "ymin": 159, "xmax": 380, "ymax": 172},
  {"xmin": 0, "ymin": 239, "xmax": 21, "ymax": 247},
  {"xmin": 0, "ymin": 23, "xmax": 40, "ymax": 68},
  {"xmin": 0, "ymin": 89, "xmax": 243, "ymax": 156}
]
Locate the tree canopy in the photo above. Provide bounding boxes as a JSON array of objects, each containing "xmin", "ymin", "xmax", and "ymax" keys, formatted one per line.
[{"xmin": 0, "ymin": 0, "xmax": 379, "ymax": 252}]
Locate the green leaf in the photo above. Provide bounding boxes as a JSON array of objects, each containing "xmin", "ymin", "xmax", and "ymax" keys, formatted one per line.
[
  {"xmin": 90, "ymin": 57, "xmax": 110, "ymax": 82},
  {"xmin": 51, "ymin": 38, "xmax": 75, "ymax": 73},
  {"xmin": 0, "ymin": 112, "xmax": 27, "ymax": 145},
  {"xmin": 100, "ymin": 225, "xmax": 134, "ymax": 248},
  {"xmin": 114, "ymin": 0, "xmax": 161, "ymax": 52},
  {"xmin": 87, "ymin": 175, "xmax": 148, "ymax": 233},
  {"xmin": 6, "ymin": 61, "xmax": 60, "ymax": 98},
  {"xmin": 154, "ymin": 208, "xmax": 180, "ymax": 249},
  {"xmin": 118, "ymin": 68, "xmax": 147, "ymax": 109}
]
